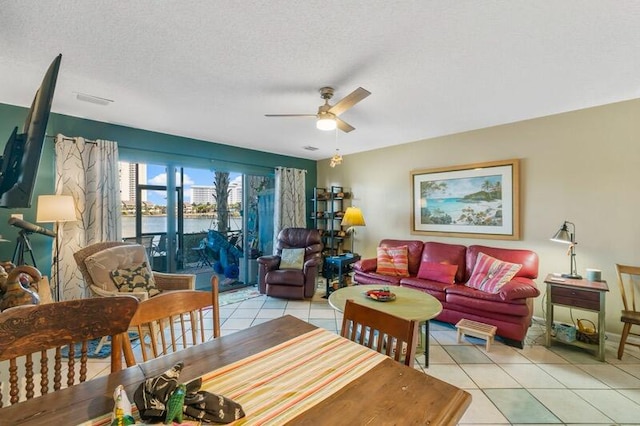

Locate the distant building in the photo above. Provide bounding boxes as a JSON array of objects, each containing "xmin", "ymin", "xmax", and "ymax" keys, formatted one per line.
[
  {"xmin": 229, "ymin": 181, "xmax": 242, "ymax": 205},
  {"xmin": 119, "ymin": 162, "xmax": 147, "ymax": 203},
  {"xmin": 191, "ymin": 185, "xmax": 215, "ymax": 204}
]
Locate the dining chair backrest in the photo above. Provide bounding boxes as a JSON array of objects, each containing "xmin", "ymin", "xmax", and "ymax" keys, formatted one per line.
[
  {"xmin": 0, "ymin": 296, "xmax": 138, "ymax": 407},
  {"xmin": 615, "ymin": 263, "xmax": 640, "ymax": 359},
  {"xmin": 340, "ymin": 299, "xmax": 419, "ymax": 366},
  {"xmin": 117, "ymin": 276, "xmax": 221, "ymax": 369}
]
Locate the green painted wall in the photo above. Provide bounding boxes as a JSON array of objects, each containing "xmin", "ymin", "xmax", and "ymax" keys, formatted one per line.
[{"xmin": 0, "ymin": 102, "xmax": 317, "ymax": 276}]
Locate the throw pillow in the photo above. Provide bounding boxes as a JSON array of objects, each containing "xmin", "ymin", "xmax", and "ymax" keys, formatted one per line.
[
  {"xmin": 279, "ymin": 248, "xmax": 305, "ymax": 269},
  {"xmin": 467, "ymin": 252, "xmax": 522, "ymax": 294},
  {"xmin": 376, "ymin": 245, "xmax": 410, "ymax": 277},
  {"xmin": 110, "ymin": 261, "xmax": 160, "ymax": 297},
  {"xmin": 417, "ymin": 262, "xmax": 458, "ymax": 284}
]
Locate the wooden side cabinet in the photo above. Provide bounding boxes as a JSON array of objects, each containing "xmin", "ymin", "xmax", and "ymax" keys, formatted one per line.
[{"xmin": 544, "ymin": 274, "xmax": 609, "ymax": 361}]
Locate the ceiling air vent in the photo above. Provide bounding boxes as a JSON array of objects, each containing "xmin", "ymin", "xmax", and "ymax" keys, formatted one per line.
[{"xmin": 303, "ymin": 146, "xmax": 319, "ymax": 151}]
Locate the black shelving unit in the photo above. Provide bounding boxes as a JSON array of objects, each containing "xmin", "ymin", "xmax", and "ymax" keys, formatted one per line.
[{"xmin": 311, "ymin": 186, "xmax": 349, "ymax": 257}]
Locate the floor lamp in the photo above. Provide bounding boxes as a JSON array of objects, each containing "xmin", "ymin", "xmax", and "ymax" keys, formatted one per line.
[
  {"xmin": 36, "ymin": 195, "xmax": 77, "ymax": 301},
  {"xmin": 341, "ymin": 207, "xmax": 366, "ymax": 256}
]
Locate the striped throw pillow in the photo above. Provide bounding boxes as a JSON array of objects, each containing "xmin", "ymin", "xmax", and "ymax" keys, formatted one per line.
[
  {"xmin": 467, "ymin": 252, "xmax": 522, "ymax": 293},
  {"xmin": 376, "ymin": 245, "xmax": 410, "ymax": 277}
]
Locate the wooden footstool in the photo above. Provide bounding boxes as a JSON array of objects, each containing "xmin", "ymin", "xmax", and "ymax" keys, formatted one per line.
[{"xmin": 456, "ymin": 319, "xmax": 497, "ymax": 352}]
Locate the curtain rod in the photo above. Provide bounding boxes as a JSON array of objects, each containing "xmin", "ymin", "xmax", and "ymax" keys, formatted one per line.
[{"xmin": 46, "ymin": 134, "xmax": 97, "ymax": 144}]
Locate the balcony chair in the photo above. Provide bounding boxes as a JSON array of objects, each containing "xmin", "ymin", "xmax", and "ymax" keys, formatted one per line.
[
  {"xmin": 340, "ymin": 299, "xmax": 419, "ymax": 367},
  {"xmin": 257, "ymin": 228, "xmax": 323, "ymax": 299},
  {"xmin": 0, "ymin": 296, "xmax": 138, "ymax": 406},
  {"xmin": 615, "ymin": 263, "xmax": 640, "ymax": 359}
]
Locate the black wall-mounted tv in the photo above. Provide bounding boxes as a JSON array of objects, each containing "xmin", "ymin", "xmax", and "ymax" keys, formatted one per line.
[{"xmin": 0, "ymin": 54, "xmax": 62, "ymax": 208}]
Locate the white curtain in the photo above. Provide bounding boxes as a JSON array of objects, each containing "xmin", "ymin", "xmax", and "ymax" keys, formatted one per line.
[
  {"xmin": 54, "ymin": 134, "xmax": 120, "ymax": 300},
  {"xmin": 273, "ymin": 167, "xmax": 306, "ymax": 252}
]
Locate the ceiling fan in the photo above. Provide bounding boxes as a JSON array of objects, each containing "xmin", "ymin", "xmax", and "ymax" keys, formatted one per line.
[{"xmin": 265, "ymin": 86, "xmax": 371, "ymax": 133}]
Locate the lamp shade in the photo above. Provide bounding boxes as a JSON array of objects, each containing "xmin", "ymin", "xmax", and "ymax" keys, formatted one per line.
[
  {"xmin": 341, "ymin": 207, "xmax": 366, "ymax": 227},
  {"xmin": 36, "ymin": 195, "xmax": 77, "ymax": 223},
  {"xmin": 550, "ymin": 222, "xmax": 572, "ymax": 244}
]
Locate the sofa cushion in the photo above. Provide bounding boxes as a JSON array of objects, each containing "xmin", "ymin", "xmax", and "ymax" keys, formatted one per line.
[
  {"xmin": 376, "ymin": 245, "xmax": 410, "ymax": 277},
  {"xmin": 466, "ymin": 245, "xmax": 538, "ymax": 280},
  {"xmin": 420, "ymin": 242, "xmax": 467, "ymax": 283},
  {"xmin": 85, "ymin": 244, "xmax": 150, "ymax": 292},
  {"xmin": 279, "ymin": 248, "xmax": 305, "ymax": 269},
  {"xmin": 110, "ymin": 261, "xmax": 160, "ymax": 296},
  {"xmin": 379, "ymin": 240, "xmax": 424, "ymax": 276},
  {"xmin": 467, "ymin": 252, "xmax": 522, "ymax": 294},
  {"xmin": 417, "ymin": 262, "xmax": 458, "ymax": 284}
]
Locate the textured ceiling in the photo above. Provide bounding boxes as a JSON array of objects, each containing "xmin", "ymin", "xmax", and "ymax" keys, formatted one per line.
[{"xmin": 1, "ymin": 1, "xmax": 639, "ymax": 160}]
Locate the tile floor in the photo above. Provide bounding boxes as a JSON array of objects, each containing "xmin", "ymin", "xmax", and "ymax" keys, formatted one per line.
[{"xmin": 78, "ymin": 285, "xmax": 640, "ymax": 424}]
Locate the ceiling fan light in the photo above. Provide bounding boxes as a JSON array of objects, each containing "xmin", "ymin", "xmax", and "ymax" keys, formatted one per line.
[{"xmin": 316, "ymin": 116, "xmax": 337, "ymax": 131}]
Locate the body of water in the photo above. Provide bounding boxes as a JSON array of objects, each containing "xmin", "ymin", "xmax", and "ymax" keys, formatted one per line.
[{"xmin": 121, "ymin": 216, "xmax": 241, "ymax": 237}]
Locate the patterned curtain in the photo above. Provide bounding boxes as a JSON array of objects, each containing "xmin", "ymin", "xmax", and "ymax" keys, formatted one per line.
[
  {"xmin": 273, "ymin": 167, "xmax": 306, "ymax": 252},
  {"xmin": 54, "ymin": 135, "xmax": 120, "ymax": 300}
]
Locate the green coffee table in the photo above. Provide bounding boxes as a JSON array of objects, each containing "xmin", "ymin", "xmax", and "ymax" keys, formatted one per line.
[{"xmin": 328, "ymin": 284, "xmax": 443, "ymax": 367}]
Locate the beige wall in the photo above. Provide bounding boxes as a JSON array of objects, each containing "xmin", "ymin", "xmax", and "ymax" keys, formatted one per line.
[{"xmin": 318, "ymin": 98, "xmax": 640, "ymax": 335}]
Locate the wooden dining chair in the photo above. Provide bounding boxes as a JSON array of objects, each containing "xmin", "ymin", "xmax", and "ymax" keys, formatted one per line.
[
  {"xmin": 0, "ymin": 296, "xmax": 138, "ymax": 407},
  {"xmin": 616, "ymin": 264, "xmax": 640, "ymax": 359},
  {"xmin": 116, "ymin": 275, "xmax": 221, "ymax": 369},
  {"xmin": 340, "ymin": 299, "xmax": 419, "ymax": 366}
]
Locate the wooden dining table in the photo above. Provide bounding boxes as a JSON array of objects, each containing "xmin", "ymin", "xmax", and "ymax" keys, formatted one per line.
[{"xmin": 2, "ymin": 315, "xmax": 471, "ymax": 425}]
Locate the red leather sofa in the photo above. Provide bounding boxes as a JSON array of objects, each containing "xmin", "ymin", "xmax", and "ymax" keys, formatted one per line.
[{"xmin": 353, "ymin": 239, "xmax": 540, "ymax": 347}]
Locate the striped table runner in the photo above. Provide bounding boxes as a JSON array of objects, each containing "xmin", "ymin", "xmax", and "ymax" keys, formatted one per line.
[{"xmin": 87, "ymin": 327, "xmax": 387, "ymax": 425}]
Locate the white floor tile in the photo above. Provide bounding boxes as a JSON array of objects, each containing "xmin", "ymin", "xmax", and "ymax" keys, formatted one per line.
[
  {"xmin": 284, "ymin": 308, "xmax": 310, "ymax": 320},
  {"xmin": 484, "ymin": 345, "xmax": 532, "ymax": 364},
  {"xmin": 576, "ymin": 363, "xmax": 640, "ymax": 388},
  {"xmin": 255, "ymin": 308, "xmax": 286, "ymax": 319},
  {"xmin": 461, "ymin": 364, "xmax": 521, "ymax": 389},
  {"xmin": 528, "ymin": 389, "xmax": 614, "ymax": 424},
  {"xmin": 458, "ymin": 389, "xmax": 509, "ymax": 424},
  {"xmin": 574, "ymin": 389, "xmax": 640, "ymax": 424},
  {"xmin": 228, "ymin": 308, "xmax": 258, "ymax": 319},
  {"xmin": 537, "ymin": 364, "xmax": 609, "ymax": 389},
  {"xmin": 309, "ymin": 308, "xmax": 336, "ymax": 319},
  {"xmin": 500, "ymin": 364, "xmax": 565, "ymax": 388}
]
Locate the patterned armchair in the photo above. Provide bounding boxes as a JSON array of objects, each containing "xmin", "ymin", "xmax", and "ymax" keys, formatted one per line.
[{"xmin": 73, "ymin": 241, "xmax": 195, "ymax": 301}]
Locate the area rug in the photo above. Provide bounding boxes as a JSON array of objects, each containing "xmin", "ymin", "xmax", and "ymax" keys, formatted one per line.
[
  {"xmin": 61, "ymin": 333, "xmax": 139, "ymax": 359},
  {"xmin": 219, "ymin": 286, "xmax": 262, "ymax": 306}
]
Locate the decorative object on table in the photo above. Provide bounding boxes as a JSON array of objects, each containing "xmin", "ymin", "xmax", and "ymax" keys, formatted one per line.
[
  {"xmin": 550, "ymin": 220, "xmax": 582, "ymax": 279},
  {"xmin": 411, "ymin": 158, "xmax": 520, "ymax": 239},
  {"xmin": 164, "ymin": 384, "xmax": 187, "ymax": 424},
  {"xmin": 134, "ymin": 362, "xmax": 184, "ymax": 422},
  {"xmin": 111, "ymin": 385, "xmax": 135, "ymax": 426},
  {"xmin": 364, "ymin": 287, "xmax": 396, "ymax": 302},
  {"xmin": 585, "ymin": 268, "xmax": 602, "ymax": 282},
  {"xmin": 341, "ymin": 206, "xmax": 366, "ymax": 255},
  {"xmin": 183, "ymin": 377, "xmax": 246, "ymax": 424},
  {"xmin": 36, "ymin": 194, "xmax": 77, "ymax": 301},
  {"xmin": 0, "ymin": 265, "xmax": 41, "ymax": 311}
]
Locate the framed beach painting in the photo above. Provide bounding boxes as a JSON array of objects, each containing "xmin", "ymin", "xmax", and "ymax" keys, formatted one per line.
[{"xmin": 411, "ymin": 159, "xmax": 520, "ymax": 240}]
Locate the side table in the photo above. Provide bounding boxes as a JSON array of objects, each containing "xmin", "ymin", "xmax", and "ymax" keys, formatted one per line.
[
  {"xmin": 544, "ymin": 274, "xmax": 609, "ymax": 361},
  {"xmin": 323, "ymin": 254, "xmax": 360, "ymax": 297}
]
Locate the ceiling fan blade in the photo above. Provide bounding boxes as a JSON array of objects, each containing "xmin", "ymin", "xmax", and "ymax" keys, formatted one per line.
[
  {"xmin": 336, "ymin": 117, "xmax": 355, "ymax": 133},
  {"xmin": 265, "ymin": 114, "xmax": 316, "ymax": 117},
  {"xmin": 328, "ymin": 87, "xmax": 371, "ymax": 116}
]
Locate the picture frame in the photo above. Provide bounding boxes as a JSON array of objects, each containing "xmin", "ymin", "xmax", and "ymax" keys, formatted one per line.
[{"xmin": 411, "ymin": 159, "xmax": 520, "ymax": 240}]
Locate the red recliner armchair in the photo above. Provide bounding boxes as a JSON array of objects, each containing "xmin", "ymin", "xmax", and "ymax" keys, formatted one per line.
[{"xmin": 257, "ymin": 228, "xmax": 323, "ymax": 299}]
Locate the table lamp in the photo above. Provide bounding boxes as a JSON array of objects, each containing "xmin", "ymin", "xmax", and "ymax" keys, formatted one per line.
[
  {"xmin": 341, "ymin": 207, "xmax": 366, "ymax": 255},
  {"xmin": 36, "ymin": 195, "xmax": 77, "ymax": 301},
  {"xmin": 550, "ymin": 220, "xmax": 582, "ymax": 279}
]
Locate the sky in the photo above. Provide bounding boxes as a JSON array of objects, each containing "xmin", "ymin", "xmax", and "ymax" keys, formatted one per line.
[{"xmin": 145, "ymin": 165, "xmax": 241, "ymax": 205}]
